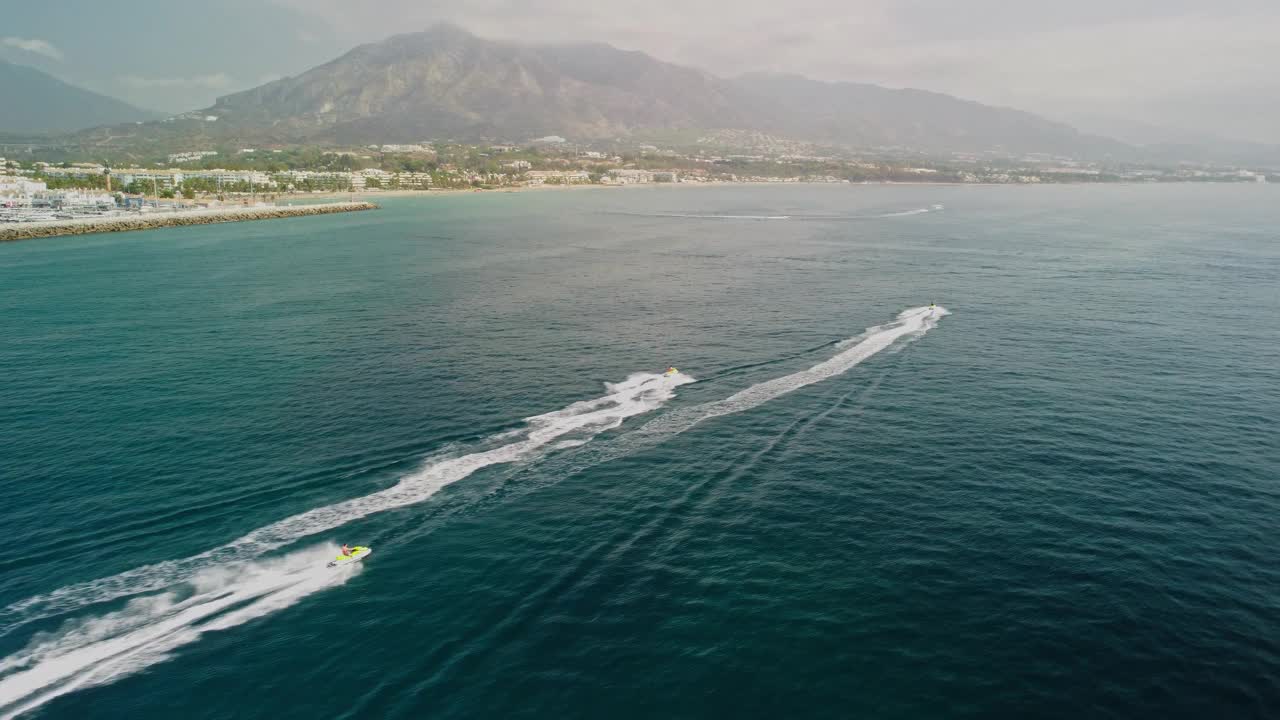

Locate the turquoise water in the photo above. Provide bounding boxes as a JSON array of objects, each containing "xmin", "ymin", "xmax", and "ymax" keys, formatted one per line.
[{"xmin": 1, "ymin": 185, "xmax": 1278, "ymax": 718}]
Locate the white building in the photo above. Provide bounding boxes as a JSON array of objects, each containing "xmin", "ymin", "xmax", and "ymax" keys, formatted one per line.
[
  {"xmin": 396, "ymin": 172, "xmax": 432, "ymax": 188},
  {"xmin": 525, "ymin": 170, "xmax": 590, "ymax": 185},
  {"xmin": 38, "ymin": 165, "xmax": 107, "ymax": 178},
  {"xmin": 0, "ymin": 176, "xmax": 48, "ymax": 196},
  {"xmin": 606, "ymin": 169, "xmax": 654, "ymax": 184},
  {"xmin": 47, "ymin": 189, "xmax": 115, "ymax": 208},
  {"xmin": 353, "ymin": 168, "xmax": 397, "ymax": 189},
  {"xmin": 113, "ymin": 169, "xmax": 183, "ymax": 189},
  {"xmin": 275, "ymin": 170, "xmax": 357, "ymax": 191},
  {"xmin": 379, "ymin": 144, "xmax": 433, "ymax": 154},
  {"xmin": 185, "ymin": 170, "xmax": 276, "ymax": 188},
  {"xmin": 167, "ymin": 150, "xmax": 218, "ymax": 164}
]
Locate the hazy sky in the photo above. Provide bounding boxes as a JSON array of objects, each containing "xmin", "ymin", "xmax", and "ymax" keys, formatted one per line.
[{"xmin": 2, "ymin": 0, "xmax": 1277, "ymax": 144}]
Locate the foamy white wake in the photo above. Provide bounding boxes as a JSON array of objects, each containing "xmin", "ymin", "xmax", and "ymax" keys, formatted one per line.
[
  {"xmin": 773, "ymin": 206, "xmax": 945, "ymax": 220},
  {"xmin": 1, "ymin": 372, "xmax": 693, "ymax": 638},
  {"xmin": 654, "ymin": 213, "xmax": 792, "ymax": 220},
  {"xmin": 625, "ymin": 206, "xmax": 942, "ymax": 221},
  {"xmin": 0, "ymin": 307, "xmax": 946, "ymax": 714},
  {"xmin": 0, "ymin": 545, "xmax": 353, "ymax": 720},
  {"xmin": 692, "ymin": 305, "xmax": 947, "ymax": 422},
  {"xmin": 608, "ymin": 211, "xmax": 790, "ymax": 220},
  {"xmin": 553, "ymin": 305, "xmax": 949, "ymax": 472}
]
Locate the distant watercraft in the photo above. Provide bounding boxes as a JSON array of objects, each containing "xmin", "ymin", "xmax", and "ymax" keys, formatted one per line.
[
  {"xmin": 327, "ymin": 546, "xmax": 372, "ymax": 567},
  {"xmin": 663, "ymin": 367, "xmax": 679, "ymax": 377}
]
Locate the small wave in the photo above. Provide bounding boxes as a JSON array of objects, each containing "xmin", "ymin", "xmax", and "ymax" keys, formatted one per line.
[
  {"xmin": 608, "ymin": 206, "xmax": 941, "ymax": 222},
  {"xmin": 627, "ymin": 212, "xmax": 791, "ymax": 220},
  {"xmin": 805, "ymin": 206, "xmax": 943, "ymax": 220},
  {"xmin": 876, "ymin": 208, "xmax": 931, "ymax": 217}
]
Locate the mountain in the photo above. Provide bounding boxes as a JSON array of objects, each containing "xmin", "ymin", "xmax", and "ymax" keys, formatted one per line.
[
  {"xmin": 1061, "ymin": 114, "xmax": 1280, "ymax": 167},
  {"xmin": 193, "ymin": 24, "xmax": 1122, "ymax": 158},
  {"xmin": 730, "ymin": 73, "xmax": 1128, "ymax": 158},
  {"xmin": 206, "ymin": 24, "xmax": 744, "ymax": 143},
  {"xmin": 0, "ymin": 60, "xmax": 158, "ymax": 133}
]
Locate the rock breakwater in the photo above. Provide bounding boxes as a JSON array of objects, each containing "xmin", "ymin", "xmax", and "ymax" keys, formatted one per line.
[{"xmin": 0, "ymin": 202, "xmax": 378, "ymax": 242}]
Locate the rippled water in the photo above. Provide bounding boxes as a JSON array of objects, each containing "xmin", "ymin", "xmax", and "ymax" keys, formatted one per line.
[{"xmin": 1, "ymin": 184, "xmax": 1278, "ymax": 719}]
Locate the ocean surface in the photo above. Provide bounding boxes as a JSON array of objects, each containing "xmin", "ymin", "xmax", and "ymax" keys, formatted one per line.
[{"xmin": 1, "ymin": 184, "xmax": 1277, "ymax": 719}]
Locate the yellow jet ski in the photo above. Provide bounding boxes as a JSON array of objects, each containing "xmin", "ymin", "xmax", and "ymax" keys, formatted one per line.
[
  {"xmin": 663, "ymin": 367, "xmax": 679, "ymax": 377},
  {"xmin": 327, "ymin": 546, "xmax": 372, "ymax": 567}
]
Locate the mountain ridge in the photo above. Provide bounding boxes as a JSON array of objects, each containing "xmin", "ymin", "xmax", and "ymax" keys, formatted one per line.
[
  {"xmin": 727, "ymin": 72, "xmax": 1124, "ymax": 157},
  {"xmin": 208, "ymin": 25, "xmax": 748, "ymax": 143},
  {"xmin": 0, "ymin": 60, "xmax": 159, "ymax": 133},
  {"xmin": 196, "ymin": 24, "xmax": 1125, "ymax": 158}
]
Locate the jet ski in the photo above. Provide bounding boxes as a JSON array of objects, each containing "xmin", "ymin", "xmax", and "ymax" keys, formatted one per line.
[
  {"xmin": 327, "ymin": 546, "xmax": 372, "ymax": 567},
  {"xmin": 663, "ymin": 367, "xmax": 679, "ymax": 377}
]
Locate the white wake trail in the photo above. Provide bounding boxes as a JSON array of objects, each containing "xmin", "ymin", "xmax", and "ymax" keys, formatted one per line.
[
  {"xmin": 682, "ymin": 304, "xmax": 947, "ymax": 423},
  {"xmin": 554, "ymin": 305, "xmax": 949, "ymax": 472},
  {"xmin": 0, "ymin": 306, "xmax": 946, "ymax": 717},
  {"xmin": 629, "ymin": 206, "xmax": 943, "ymax": 221},
  {"xmin": 0, "ymin": 545, "xmax": 352, "ymax": 720},
  {"xmin": 1, "ymin": 372, "xmax": 693, "ymax": 637}
]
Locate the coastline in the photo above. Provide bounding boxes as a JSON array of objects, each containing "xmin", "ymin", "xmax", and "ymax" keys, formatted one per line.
[
  {"xmin": 8, "ymin": 182, "xmax": 1260, "ymax": 242},
  {"xmin": 289, "ymin": 182, "xmax": 868, "ymax": 203},
  {"xmin": 289, "ymin": 184, "xmax": 622, "ymax": 202},
  {"xmin": 0, "ymin": 201, "xmax": 378, "ymax": 243},
  {"xmin": 283, "ymin": 178, "xmax": 1264, "ymax": 204}
]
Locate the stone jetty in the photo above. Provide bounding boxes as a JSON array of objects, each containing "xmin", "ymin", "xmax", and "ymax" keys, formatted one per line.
[{"xmin": 0, "ymin": 202, "xmax": 379, "ymax": 243}]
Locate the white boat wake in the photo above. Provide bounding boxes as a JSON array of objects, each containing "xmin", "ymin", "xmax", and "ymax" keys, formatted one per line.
[
  {"xmin": 0, "ymin": 306, "xmax": 948, "ymax": 715},
  {"xmin": 0, "ymin": 545, "xmax": 354, "ymax": 720},
  {"xmin": 678, "ymin": 305, "xmax": 945, "ymax": 423},
  {"xmin": 0, "ymin": 372, "xmax": 692, "ymax": 636},
  {"xmin": 548, "ymin": 305, "xmax": 949, "ymax": 475},
  {"xmin": 610, "ymin": 206, "xmax": 943, "ymax": 221}
]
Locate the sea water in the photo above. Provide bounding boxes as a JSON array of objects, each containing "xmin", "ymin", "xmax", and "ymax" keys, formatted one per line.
[{"xmin": 1, "ymin": 184, "xmax": 1277, "ymax": 718}]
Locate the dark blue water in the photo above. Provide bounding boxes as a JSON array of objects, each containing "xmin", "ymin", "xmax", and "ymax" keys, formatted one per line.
[{"xmin": 2, "ymin": 184, "xmax": 1278, "ymax": 719}]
